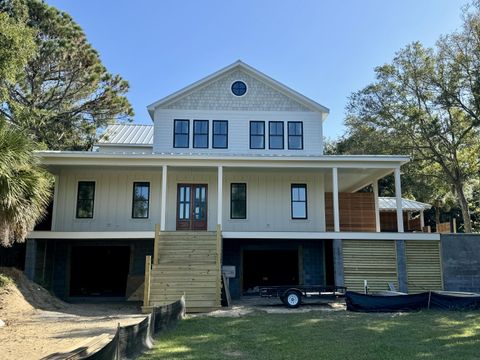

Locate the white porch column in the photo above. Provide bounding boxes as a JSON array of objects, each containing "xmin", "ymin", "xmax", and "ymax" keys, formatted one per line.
[
  {"xmin": 332, "ymin": 167, "xmax": 340, "ymax": 232},
  {"xmin": 373, "ymin": 180, "xmax": 380, "ymax": 232},
  {"xmin": 217, "ymin": 166, "xmax": 223, "ymax": 227},
  {"xmin": 394, "ymin": 167, "xmax": 404, "ymax": 233},
  {"xmin": 420, "ymin": 210, "xmax": 425, "ymax": 229},
  {"xmin": 160, "ymin": 165, "xmax": 167, "ymax": 231}
]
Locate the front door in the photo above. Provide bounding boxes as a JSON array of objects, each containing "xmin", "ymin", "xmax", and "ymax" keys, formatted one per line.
[{"xmin": 176, "ymin": 184, "xmax": 208, "ymax": 230}]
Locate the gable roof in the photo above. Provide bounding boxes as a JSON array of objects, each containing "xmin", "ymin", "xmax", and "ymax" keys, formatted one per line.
[
  {"xmin": 97, "ymin": 124, "xmax": 153, "ymax": 146},
  {"xmin": 379, "ymin": 197, "xmax": 431, "ymax": 212},
  {"xmin": 147, "ymin": 60, "xmax": 330, "ymax": 120}
]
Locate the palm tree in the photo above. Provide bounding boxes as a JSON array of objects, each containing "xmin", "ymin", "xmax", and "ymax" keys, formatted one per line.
[{"xmin": 0, "ymin": 121, "xmax": 52, "ymax": 247}]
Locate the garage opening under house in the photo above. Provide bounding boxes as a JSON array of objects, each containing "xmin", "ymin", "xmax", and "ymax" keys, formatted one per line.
[{"xmin": 25, "ymin": 61, "xmax": 445, "ymax": 312}]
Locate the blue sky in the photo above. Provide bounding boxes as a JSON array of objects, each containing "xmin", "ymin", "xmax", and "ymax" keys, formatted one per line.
[{"xmin": 48, "ymin": 0, "xmax": 468, "ymax": 139}]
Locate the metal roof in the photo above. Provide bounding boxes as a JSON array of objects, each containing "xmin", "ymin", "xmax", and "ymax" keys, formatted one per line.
[
  {"xmin": 97, "ymin": 124, "xmax": 153, "ymax": 146},
  {"xmin": 379, "ymin": 197, "xmax": 431, "ymax": 211}
]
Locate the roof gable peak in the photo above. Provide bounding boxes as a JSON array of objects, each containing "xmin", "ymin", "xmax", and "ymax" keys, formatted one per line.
[{"xmin": 147, "ymin": 61, "xmax": 329, "ymax": 119}]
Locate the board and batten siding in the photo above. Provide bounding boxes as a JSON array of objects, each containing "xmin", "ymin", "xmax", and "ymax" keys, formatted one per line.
[
  {"xmin": 53, "ymin": 168, "xmax": 327, "ymax": 233},
  {"xmin": 221, "ymin": 169, "xmax": 326, "ymax": 232},
  {"xmin": 54, "ymin": 168, "xmax": 162, "ymax": 231},
  {"xmin": 153, "ymin": 109, "xmax": 323, "ymax": 155}
]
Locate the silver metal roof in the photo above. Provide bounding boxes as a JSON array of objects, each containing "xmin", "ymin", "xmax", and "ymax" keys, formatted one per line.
[
  {"xmin": 379, "ymin": 197, "xmax": 431, "ymax": 211},
  {"xmin": 97, "ymin": 124, "xmax": 153, "ymax": 146}
]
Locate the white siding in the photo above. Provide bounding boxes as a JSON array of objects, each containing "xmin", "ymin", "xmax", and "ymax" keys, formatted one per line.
[
  {"xmin": 53, "ymin": 167, "xmax": 326, "ymax": 233},
  {"xmin": 153, "ymin": 109, "xmax": 323, "ymax": 155},
  {"xmin": 222, "ymin": 169, "xmax": 325, "ymax": 232},
  {"xmin": 54, "ymin": 168, "xmax": 162, "ymax": 231}
]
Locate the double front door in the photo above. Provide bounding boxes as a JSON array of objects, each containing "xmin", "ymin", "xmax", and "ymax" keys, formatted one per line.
[{"xmin": 176, "ymin": 184, "xmax": 208, "ymax": 230}]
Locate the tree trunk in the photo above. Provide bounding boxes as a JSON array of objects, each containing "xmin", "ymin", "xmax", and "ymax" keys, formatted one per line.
[{"xmin": 454, "ymin": 182, "xmax": 472, "ymax": 233}]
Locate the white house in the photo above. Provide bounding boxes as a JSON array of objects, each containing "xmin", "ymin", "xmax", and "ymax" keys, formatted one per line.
[{"xmin": 27, "ymin": 61, "xmax": 443, "ymax": 312}]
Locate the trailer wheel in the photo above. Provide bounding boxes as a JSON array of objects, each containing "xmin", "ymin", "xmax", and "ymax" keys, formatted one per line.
[{"xmin": 285, "ymin": 290, "xmax": 301, "ymax": 308}]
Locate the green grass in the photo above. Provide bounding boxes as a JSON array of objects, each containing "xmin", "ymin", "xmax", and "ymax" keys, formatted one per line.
[{"xmin": 141, "ymin": 310, "xmax": 480, "ymax": 360}]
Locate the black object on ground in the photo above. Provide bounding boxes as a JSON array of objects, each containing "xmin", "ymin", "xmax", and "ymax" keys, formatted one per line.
[{"xmin": 346, "ymin": 291, "xmax": 480, "ymax": 312}]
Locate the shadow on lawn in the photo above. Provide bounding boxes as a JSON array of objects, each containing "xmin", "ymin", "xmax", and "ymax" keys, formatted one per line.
[{"xmin": 141, "ymin": 310, "xmax": 480, "ymax": 360}]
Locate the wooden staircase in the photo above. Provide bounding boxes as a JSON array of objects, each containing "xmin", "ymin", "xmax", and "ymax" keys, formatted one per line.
[{"xmin": 144, "ymin": 228, "xmax": 222, "ymax": 313}]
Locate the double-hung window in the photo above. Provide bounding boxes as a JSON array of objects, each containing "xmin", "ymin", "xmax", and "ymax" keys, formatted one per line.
[
  {"xmin": 212, "ymin": 120, "xmax": 228, "ymax": 149},
  {"xmin": 291, "ymin": 184, "xmax": 307, "ymax": 219},
  {"xmin": 173, "ymin": 119, "xmax": 189, "ymax": 148},
  {"xmin": 269, "ymin": 121, "xmax": 284, "ymax": 149},
  {"xmin": 132, "ymin": 182, "xmax": 150, "ymax": 218},
  {"xmin": 288, "ymin": 121, "xmax": 303, "ymax": 150},
  {"xmin": 250, "ymin": 121, "xmax": 265, "ymax": 149},
  {"xmin": 76, "ymin": 181, "xmax": 95, "ymax": 218},
  {"xmin": 193, "ymin": 120, "xmax": 209, "ymax": 148},
  {"xmin": 230, "ymin": 183, "xmax": 247, "ymax": 219}
]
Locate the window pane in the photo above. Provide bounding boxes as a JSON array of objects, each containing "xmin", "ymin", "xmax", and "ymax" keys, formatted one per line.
[
  {"xmin": 251, "ymin": 122, "xmax": 264, "ymax": 135},
  {"xmin": 194, "ymin": 121, "xmax": 208, "ymax": 133},
  {"xmin": 231, "ymin": 184, "xmax": 246, "ymax": 219},
  {"xmin": 289, "ymin": 122, "xmax": 302, "ymax": 135},
  {"xmin": 194, "ymin": 134, "xmax": 208, "ymax": 148},
  {"xmin": 213, "ymin": 135, "xmax": 227, "ymax": 148},
  {"xmin": 298, "ymin": 187, "xmax": 306, "ymax": 201},
  {"xmin": 251, "ymin": 135, "xmax": 264, "ymax": 149},
  {"xmin": 179, "ymin": 203, "xmax": 184, "ymax": 219},
  {"xmin": 133, "ymin": 201, "xmax": 148, "ymax": 218},
  {"xmin": 270, "ymin": 136, "xmax": 283, "ymax": 149},
  {"xmin": 292, "ymin": 202, "xmax": 306, "ymax": 218},
  {"xmin": 270, "ymin": 122, "xmax": 283, "ymax": 135},
  {"xmin": 213, "ymin": 121, "xmax": 228, "ymax": 148},
  {"xmin": 78, "ymin": 183, "xmax": 94, "ymax": 200},
  {"xmin": 289, "ymin": 136, "xmax": 302, "ymax": 149},
  {"xmin": 76, "ymin": 182, "xmax": 94, "ymax": 218},
  {"xmin": 213, "ymin": 121, "xmax": 227, "ymax": 134},
  {"xmin": 175, "ymin": 134, "xmax": 188, "ymax": 147},
  {"xmin": 77, "ymin": 199, "xmax": 93, "ymax": 218}
]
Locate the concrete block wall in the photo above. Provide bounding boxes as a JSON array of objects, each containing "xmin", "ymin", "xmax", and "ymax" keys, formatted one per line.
[
  {"xmin": 302, "ymin": 241, "xmax": 325, "ymax": 286},
  {"xmin": 441, "ymin": 234, "xmax": 480, "ymax": 292}
]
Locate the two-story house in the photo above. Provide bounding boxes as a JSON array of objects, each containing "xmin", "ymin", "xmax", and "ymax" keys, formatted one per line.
[{"xmin": 27, "ymin": 61, "xmax": 443, "ymax": 312}]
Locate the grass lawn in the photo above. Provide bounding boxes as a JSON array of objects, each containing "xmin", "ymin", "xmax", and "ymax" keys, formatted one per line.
[{"xmin": 141, "ymin": 309, "xmax": 480, "ymax": 360}]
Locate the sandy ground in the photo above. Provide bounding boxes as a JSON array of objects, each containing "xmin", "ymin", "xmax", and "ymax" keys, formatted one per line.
[
  {"xmin": 0, "ymin": 268, "xmax": 146, "ymax": 360},
  {"xmin": 192, "ymin": 296, "xmax": 346, "ymax": 318},
  {"xmin": 0, "ymin": 268, "xmax": 346, "ymax": 359}
]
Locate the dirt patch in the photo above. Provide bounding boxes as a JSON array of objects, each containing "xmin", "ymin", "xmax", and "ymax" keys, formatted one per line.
[
  {"xmin": 0, "ymin": 267, "xmax": 67, "ymax": 316},
  {"xmin": 191, "ymin": 296, "xmax": 346, "ymax": 318},
  {"xmin": 0, "ymin": 267, "xmax": 145, "ymax": 360}
]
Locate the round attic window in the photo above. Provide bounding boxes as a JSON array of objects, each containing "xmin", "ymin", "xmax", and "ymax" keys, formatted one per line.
[{"xmin": 231, "ymin": 81, "xmax": 247, "ymax": 96}]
